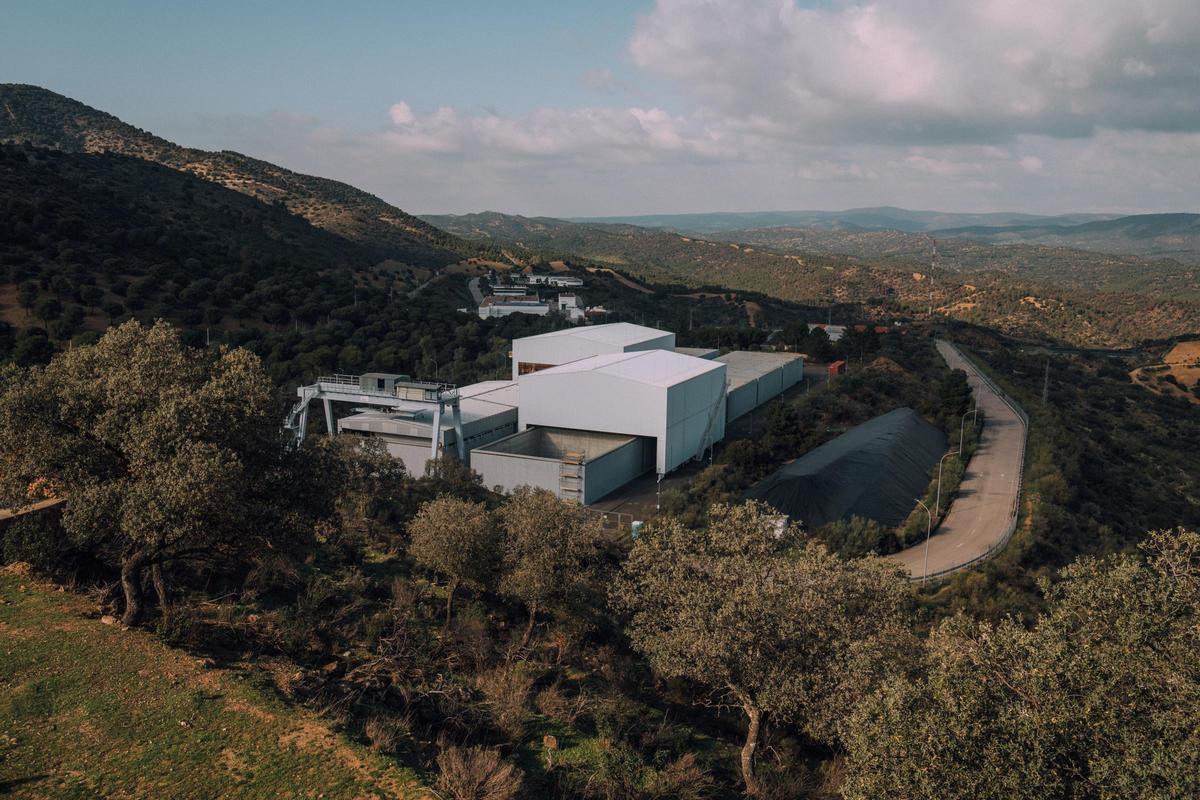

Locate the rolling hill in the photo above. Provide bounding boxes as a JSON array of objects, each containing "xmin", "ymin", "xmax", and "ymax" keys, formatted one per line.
[
  {"xmin": 0, "ymin": 84, "xmax": 469, "ymax": 267},
  {"xmin": 567, "ymin": 207, "xmax": 1120, "ymax": 235},
  {"xmin": 425, "ymin": 212, "xmax": 1200, "ymax": 348},
  {"xmin": 932, "ymin": 213, "xmax": 1200, "ymax": 263},
  {"xmin": 705, "ymin": 226, "xmax": 1200, "ymax": 298}
]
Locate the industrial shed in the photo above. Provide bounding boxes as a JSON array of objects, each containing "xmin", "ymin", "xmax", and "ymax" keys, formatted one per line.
[
  {"xmin": 517, "ymin": 349, "xmax": 726, "ymax": 476},
  {"xmin": 744, "ymin": 407, "xmax": 947, "ymax": 529},
  {"xmin": 337, "ymin": 380, "xmax": 519, "ymax": 475},
  {"xmin": 472, "ymin": 427, "xmax": 650, "ymax": 504},
  {"xmin": 717, "ymin": 351, "xmax": 805, "ymax": 422},
  {"xmin": 511, "ymin": 323, "xmax": 675, "ymax": 379}
]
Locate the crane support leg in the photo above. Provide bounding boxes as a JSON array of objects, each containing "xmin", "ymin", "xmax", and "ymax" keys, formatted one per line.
[
  {"xmin": 430, "ymin": 405, "xmax": 443, "ymax": 462},
  {"xmin": 298, "ymin": 404, "xmax": 309, "ymax": 442},
  {"xmin": 452, "ymin": 402, "xmax": 465, "ymax": 462},
  {"xmin": 323, "ymin": 398, "xmax": 335, "ymax": 438}
]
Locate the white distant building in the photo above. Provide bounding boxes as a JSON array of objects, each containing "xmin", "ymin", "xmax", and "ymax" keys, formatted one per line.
[
  {"xmin": 510, "ymin": 322, "xmax": 675, "ymax": 379},
  {"xmin": 809, "ymin": 323, "xmax": 846, "ymax": 342},
  {"xmin": 556, "ymin": 293, "xmax": 585, "ymax": 322},
  {"xmin": 548, "ymin": 275, "xmax": 584, "ymax": 288},
  {"xmin": 478, "ymin": 296, "xmax": 551, "ymax": 319}
]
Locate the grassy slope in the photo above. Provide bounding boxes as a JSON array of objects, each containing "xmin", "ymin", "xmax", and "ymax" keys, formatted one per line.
[{"xmin": 0, "ymin": 569, "xmax": 426, "ymax": 799}]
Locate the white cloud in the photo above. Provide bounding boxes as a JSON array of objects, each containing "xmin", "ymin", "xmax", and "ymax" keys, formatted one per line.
[
  {"xmin": 177, "ymin": 0, "xmax": 1200, "ymax": 215},
  {"xmin": 388, "ymin": 101, "xmax": 415, "ymax": 126},
  {"xmin": 629, "ymin": 0, "xmax": 1200, "ymax": 143}
]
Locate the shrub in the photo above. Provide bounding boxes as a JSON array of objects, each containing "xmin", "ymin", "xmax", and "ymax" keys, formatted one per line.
[
  {"xmin": 435, "ymin": 743, "xmax": 524, "ymax": 800},
  {"xmin": 364, "ymin": 714, "xmax": 412, "ymax": 754},
  {"xmin": 476, "ymin": 666, "xmax": 534, "ymax": 741}
]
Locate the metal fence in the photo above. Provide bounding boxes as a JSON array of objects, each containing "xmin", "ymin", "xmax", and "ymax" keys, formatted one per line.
[{"xmin": 919, "ymin": 342, "xmax": 1030, "ymax": 582}]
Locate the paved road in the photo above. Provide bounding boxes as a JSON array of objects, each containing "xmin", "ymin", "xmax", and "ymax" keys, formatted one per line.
[
  {"xmin": 888, "ymin": 340, "xmax": 1026, "ymax": 580},
  {"xmin": 467, "ymin": 276, "xmax": 484, "ymax": 305}
]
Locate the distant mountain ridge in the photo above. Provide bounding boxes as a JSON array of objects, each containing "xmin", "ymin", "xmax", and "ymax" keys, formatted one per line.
[
  {"xmin": 567, "ymin": 207, "xmax": 1122, "ymax": 235},
  {"xmin": 932, "ymin": 213, "xmax": 1200, "ymax": 262},
  {"xmin": 0, "ymin": 84, "xmax": 467, "ymax": 267}
]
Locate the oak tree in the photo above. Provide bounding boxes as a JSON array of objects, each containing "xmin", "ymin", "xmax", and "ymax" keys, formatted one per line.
[
  {"xmin": 613, "ymin": 502, "xmax": 912, "ymax": 795},
  {"xmin": 497, "ymin": 487, "xmax": 608, "ymax": 649},
  {"xmin": 408, "ymin": 496, "xmax": 498, "ymax": 625},
  {"xmin": 0, "ymin": 320, "xmax": 330, "ymax": 624}
]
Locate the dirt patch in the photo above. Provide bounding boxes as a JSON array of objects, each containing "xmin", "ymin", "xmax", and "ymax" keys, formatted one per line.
[
  {"xmin": 0, "ymin": 620, "xmax": 36, "ymax": 639},
  {"xmin": 1129, "ymin": 342, "xmax": 1200, "ymax": 405},
  {"xmin": 278, "ymin": 720, "xmax": 417, "ymax": 798},
  {"xmin": 225, "ymin": 697, "xmax": 276, "ymax": 723}
]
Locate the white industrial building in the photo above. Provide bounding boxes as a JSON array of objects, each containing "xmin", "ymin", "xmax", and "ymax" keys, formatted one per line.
[
  {"xmin": 338, "ymin": 380, "xmax": 519, "ymax": 476},
  {"xmin": 510, "ymin": 322, "xmax": 675, "ymax": 379},
  {"xmin": 477, "ymin": 296, "xmax": 551, "ymax": 319},
  {"xmin": 511, "ymin": 349, "xmax": 725, "ymax": 475},
  {"xmin": 717, "ymin": 351, "xmax": 805, "ymax": 422},
  {"xmin": 308, "ymin": 323, "xmax": 802, "ymax": 506}
]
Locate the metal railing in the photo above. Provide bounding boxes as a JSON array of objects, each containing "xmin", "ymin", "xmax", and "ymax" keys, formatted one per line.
[{"xmin": 918, "ymin": 342, "xmax": 1030, "ymax": 582}]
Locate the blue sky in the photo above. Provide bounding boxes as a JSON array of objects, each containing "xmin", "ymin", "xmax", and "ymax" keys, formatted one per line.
[
  {"xmin": 5, "ymin": 0, "xmax": 1199, "ymax": 216},
  {"xmin": 5, "ymin": 1, "xmax": 661, "ymax": 136}
]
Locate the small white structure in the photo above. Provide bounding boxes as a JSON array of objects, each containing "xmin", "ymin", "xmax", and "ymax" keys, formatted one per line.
[
  {"xmin": 809, "ymin": 323, "xmax": 846, "ymax": 342},
  {"xmin": 478, "ymin": 296, "xmax": 551, "ymax": 319},
  {"xmin": 338, "ymin": 380, "xmax": 519, "ymax": 476},
  {"xmin": 548, "ymin": 275, "xmax": 584, "ymax": 288},
  {"xmin": 716, "ymin": 351, "xmax": 805, "ymax": 422},
  {"xmin": 511, "ymin": 322, "xmax": 675, "ymax": 379},
  {"xmin": 517, "ymin": 349, "xmax": 726, "ymax": 475},
  {"xmin": 556, "ymin": 294, "xmax": 585, "ymax": 322}
]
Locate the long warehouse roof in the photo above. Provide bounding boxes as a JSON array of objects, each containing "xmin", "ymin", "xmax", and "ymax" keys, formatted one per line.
[
  {"xmin": 716, "ymin": 351, "xmax": 804, "ymax": 391},
  {"xmin": 526, "ymin": 349, "xmax": 722, "ymax": 388},
  {"xmin": 516, "ymin": 322, "xmax": 671, "ymax": 348}
]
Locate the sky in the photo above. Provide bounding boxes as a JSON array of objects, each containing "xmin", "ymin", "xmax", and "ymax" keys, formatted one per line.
[{"xmin": 4, "ymin": 0, "xmax": 1200, "ymax": 217}]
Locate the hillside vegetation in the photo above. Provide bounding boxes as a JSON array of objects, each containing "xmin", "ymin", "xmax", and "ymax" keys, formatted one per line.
[
  {"xmin": 425, "ymin": 212, "xmax": 1200, "ymax": 348},
  {"xmin": 709, "ymin": 226, "xmax": 1200, "ymax": 298},
  {"xmin": 0, "ymin": 83, "xmax": 468, "ymax": 267}
]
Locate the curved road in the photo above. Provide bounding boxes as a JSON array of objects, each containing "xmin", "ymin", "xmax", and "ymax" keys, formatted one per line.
[{"xmin": 888, "ymin": 340, "xmax": 1026, "ymax": 580}]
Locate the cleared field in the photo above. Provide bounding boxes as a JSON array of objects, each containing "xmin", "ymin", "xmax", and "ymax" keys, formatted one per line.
[
  {"xmin": 0, "ymin": 568, "xmax": 426, "ymax": 799},
  {"xmin": 1130, "ymin": 340, "xmax": 1200, "ymax": 405}
]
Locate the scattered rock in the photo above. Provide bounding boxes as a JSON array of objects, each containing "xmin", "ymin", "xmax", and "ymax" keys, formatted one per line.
[{"xmin": 100, "ymin": 615, "xmax": 117, "ymax": 625}]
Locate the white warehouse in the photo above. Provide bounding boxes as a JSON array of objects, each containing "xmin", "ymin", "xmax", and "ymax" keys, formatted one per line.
[
  {"xmin": 516, "ymin": 349, "xmax": 725, "ymax": 475},
  {"xmin": 510, "ymin": 323, "xmax": 675, "ymax": 379}
]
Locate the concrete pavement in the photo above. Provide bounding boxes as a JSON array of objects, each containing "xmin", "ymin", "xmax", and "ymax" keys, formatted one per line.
[{"xmin": 888, "ymin": 340, "xmax": 1027, "ymax": 580}]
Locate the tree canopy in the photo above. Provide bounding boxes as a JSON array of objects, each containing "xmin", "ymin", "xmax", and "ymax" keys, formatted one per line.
[
  {"xmin": 613, "ymin": 501, "xmax": 913, "ymax": 795},
  {"xmin": 0, "ymin": 320, "xmax": 333, "ymax": 623}
]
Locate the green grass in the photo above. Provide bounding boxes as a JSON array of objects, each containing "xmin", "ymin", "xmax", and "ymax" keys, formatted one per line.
[{"xmin": 0, "ymin": 569, "xmax": 427, "ymax": 799}]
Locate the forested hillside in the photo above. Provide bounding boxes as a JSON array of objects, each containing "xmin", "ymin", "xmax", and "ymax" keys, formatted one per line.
[
  {"xmin": 0, "ymin": 142, "xmax": 551, "ymax": 384},
  {"xmin": 709, "ymin": 226, "xmax": 1200, "ymax": 298},
  {"xmin": 425, "ymin": 212, "xmax": 1200, "ymax": 348},
  {"xmin": 0, "ymin": 84, "xmax": 469, "ymax": 266}
]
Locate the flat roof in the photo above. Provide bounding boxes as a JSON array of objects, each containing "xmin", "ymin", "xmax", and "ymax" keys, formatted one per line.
[
  {"xmin": 457, "ymin": 380, "xmax": 520, "ymax": 409},
  {"xmin": 528, "ymin": 348, "xmax": 723, "ymax": 388},
  {"xmin": 675, "ymin": 346, "xmax": 719, "ymax": 359},
  {"xmin": 474, "ymin": 426, "xmax": 636, "ymax": 463},
  {"xmin": 516, "ymin": 322, "xmax": 672, "ymax": 348},
  {"xmin": 716, "ymin": 351, "xmax": 804, "ymax": 391}
]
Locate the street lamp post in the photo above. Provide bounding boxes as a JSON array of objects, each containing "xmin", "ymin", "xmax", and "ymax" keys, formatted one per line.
[
  {"xmin": 915, "ymin": 497, "xmax": 934, "ymax": 585},
  {"xmin": 935, "ymin": 449, "xmax": 960, "ymax": 516}
]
